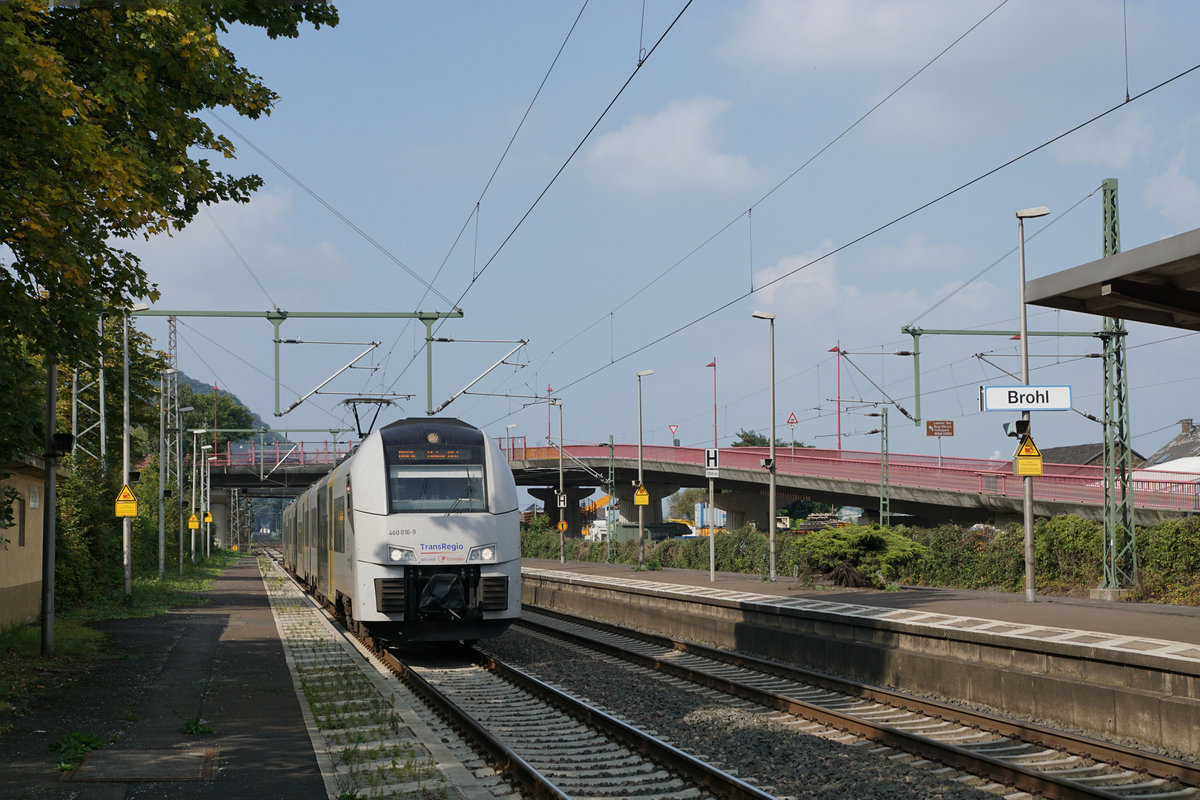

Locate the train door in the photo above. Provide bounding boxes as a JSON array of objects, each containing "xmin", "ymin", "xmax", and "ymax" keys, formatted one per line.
[{"xmin": 317, "ymin": 482, "xmax": 329, "ymax": 594}]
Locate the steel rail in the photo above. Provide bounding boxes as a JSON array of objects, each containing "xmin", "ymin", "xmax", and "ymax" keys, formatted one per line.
[
  {"xmin": 376, "ymin": 647, "xmax": 571, "ymax": 800},
  {"xmin": 468, "ymin": 649, "xmax": 777, "ymax": 800},
  {"xmin": 520, "ymin": 607, "xmax": 1199, "ymax": 800}
]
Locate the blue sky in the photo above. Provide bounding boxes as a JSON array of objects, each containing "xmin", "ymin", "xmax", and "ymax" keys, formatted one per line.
[{"xmin": 130, "ymin": 0, "xmax": 1200, "ymax": 466}]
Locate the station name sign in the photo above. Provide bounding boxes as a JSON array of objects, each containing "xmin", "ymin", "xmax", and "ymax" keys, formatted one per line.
[{"xmin": 979, "ymin": 385, "xmax": 1072, "ymax": 412}]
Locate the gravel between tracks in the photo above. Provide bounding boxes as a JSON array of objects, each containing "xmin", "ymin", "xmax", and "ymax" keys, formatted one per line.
[{"xmin": 480, "ymin": 627, "xmax": 1008, "ymax": 800}]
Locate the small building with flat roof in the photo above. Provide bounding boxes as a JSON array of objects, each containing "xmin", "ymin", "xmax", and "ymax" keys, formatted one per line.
[{"xmin": 1, "ymin": 455, "xmax": 48, "ymax": 627}]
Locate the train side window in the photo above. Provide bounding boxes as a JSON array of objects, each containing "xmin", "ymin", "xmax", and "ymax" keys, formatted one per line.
[
  {"xmin": 317, "ymin": 489, "xmax": 328, "ymax": 551},
  {"xmin": 333, "ymin": 496, "xmax": 345, "ymax": 553}
]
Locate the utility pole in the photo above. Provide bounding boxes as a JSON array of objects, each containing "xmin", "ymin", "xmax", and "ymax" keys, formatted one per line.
[{"xmin": 1100, "ymin": 178, "xmax": 1137, "ymax": 593}]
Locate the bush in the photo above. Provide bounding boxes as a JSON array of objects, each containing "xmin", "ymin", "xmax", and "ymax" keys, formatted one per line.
[
  {"xmin": 521, "ymin": 513, "xmax": 1200, "ymax": 606},
  {"xmin": 1034, "ymin": 515, "xmax": 1103, "ymax": 592},
  {"xmin": 782, "ymin": 526, "xmax": 924, "ymax": 587}
]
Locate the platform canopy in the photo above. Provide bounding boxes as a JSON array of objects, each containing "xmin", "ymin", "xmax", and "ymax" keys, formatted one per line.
[{"xmin": 1026, "ymin": 226, "xmax": 1200, "ymax": 331}]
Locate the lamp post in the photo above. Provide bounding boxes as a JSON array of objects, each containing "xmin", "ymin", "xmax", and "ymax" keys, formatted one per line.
[
  {"xmin": 551, "ymin": 399, "xmax": 565, "ymax": 564},
  {"xmin": 205, "ymin": 454, "xmax": 216, "ymax": 557},
  {"xmin": 636, "ymin": 369, "xmax": 654, "ymax": 569},
  {"xmin": 866, "ymin": 408, "xmax": 890, "ymax": 526},
  {"xmin": 122, "ymin": 302, "xmax": 150, "ymax": 597},
  {"xmin": 707, "ymin": 357, "xmax": 717, "ymax": 582},
  {"xmin": 752, "ymin": 311, "xmax": 777, "ymax": 581},
  {"xmin": 505, "ymin": 423, "xmax": 518, "ymax": 460},
  {"xmin": 1017, "ymin": 205, "xmax": 1050, "ymax": 603},
  {"xmin": 176, "ymin": 407, "xmax": 193, "ymax": 574},
  {"xmin": 158, "ymin": 367, "xmax": 179, "ymax": 579},
  {"xmin": 199, "ymin": 441, "xmax": 212, "ymax": 561}
]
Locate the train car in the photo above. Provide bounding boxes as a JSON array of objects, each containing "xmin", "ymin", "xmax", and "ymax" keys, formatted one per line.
[{"xmin": 282, "ymin": 417, "xmax": 521, "ymax": 643}]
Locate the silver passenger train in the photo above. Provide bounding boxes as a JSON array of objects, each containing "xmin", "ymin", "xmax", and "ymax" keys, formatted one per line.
[{"xmin": 281, "ymin": 417, "xmax": 521, "ymax": 642}]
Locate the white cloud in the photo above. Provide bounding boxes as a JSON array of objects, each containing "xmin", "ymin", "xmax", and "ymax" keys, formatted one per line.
[
  {"xmin": 583, "ymin": 98, "xmax": 756, "ymax": 193},
  {"xmin": 863, "ymin": 233, "xmax": 972, "ymax": 274},
  {"xmin": 131, "ymin": 186, "xmax": 353, "ymax": 309},
  {"xmin": 723, "ymin": 0, "xmax": 982, "ymax": 71},
  {"xmin": 1145, "ymin": 151, "xmax": 1200, "ymax": 230},
  {"xmin": 1053, "ymin": 110, "xmax": 1155, "ymax": 169},
  {"xmin": 751, "ymin": 238, "xmax": 1001, "ymax": 336}
]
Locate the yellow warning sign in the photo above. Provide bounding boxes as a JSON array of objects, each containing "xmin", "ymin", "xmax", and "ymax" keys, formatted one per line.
[
  {"xmin": 204, "ymin": 511, "xmax": 213, "ymax": 523},
  {"xmin": 1013, "ymin": 435, "xmax": 1043, "ymax": 477},
  {"xmin": 557, "ymin": 520, "xmax": 568, "ymax": 532},
  {"xmin": 634, "ymin": 485, "xmax": 649, "ymax": 506},
  {"xmin": 188, "ymin": 514, "xmax": 200, "ymax": 530},
  {"xmin": 115, "ymin": 484, "xmax": 138, "ymax": 517}
]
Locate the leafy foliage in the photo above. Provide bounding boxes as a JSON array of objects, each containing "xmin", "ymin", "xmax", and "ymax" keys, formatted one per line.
[
  {"xmin": 666, "ymin": 488, "xmax": 706, "ymax": 522},
  {"xmin": 0, "ymin": 0, "xmax": 337, "ymax": 472},
  {"xmin": 522, "ymin": 513, "xmax": 1200, "ymax": 606}
]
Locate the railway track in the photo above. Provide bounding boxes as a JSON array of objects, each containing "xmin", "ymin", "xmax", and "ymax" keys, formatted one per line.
[
  {"xmin": 511, "ymin": 606, "xmax": 1200, "ymax": 800},
  {"xmin": 265, "ymin": 553, "xmax": 775, "ymax": 799},
  {"xmin": 370, "ymin": 641, "xmax": 776, "ymax": 799}
]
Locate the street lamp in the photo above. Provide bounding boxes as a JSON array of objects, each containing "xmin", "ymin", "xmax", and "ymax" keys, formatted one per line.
[
  {"xmin": 752, "ymin": 310, "xmax": 777, "ymax": 582},
  {"xmin": 176, "ymin": 406, "xmax": 194, "ymax": 574},
  {"xmin": 636, "ymin": 369, "xmax": 654, "ymax": 569},
  {"xmin": 505, "ymin": 423, "xmax": 518, "ymax": 460},
  {"xmin": 550, "ymin": 400, "xmax": 565, "ymax": 564},
  {"xmin": 123, "ymin": 301, "xmax": 150, "ymax": 596},
  {"xmin": 1016, "ymin": 205, "xmax": 1050, "ymax": 603},
  {"xmin": 866, "ymin": 408, "xmax": 890, "ymax": 526},
  {"xmin": 707, "ymin": 357, "xmax": 717, "ymax": 583},
  {"xmin": 198, "ymin": 441, "xmax": 212, "ymax": 562},
  {"xmin": 205, "ymin": 454, "xmax": 216, "ymax": 558},
  {"xmin": 158, "ymin": 367, "xmax": 179, "ymax": 579}
]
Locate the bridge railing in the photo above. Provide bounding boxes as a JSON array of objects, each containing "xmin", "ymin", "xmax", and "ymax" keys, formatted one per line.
[
  {"xmin": 209, "ymin": 440, "xmax": 354, "ymax": 468},
  {"xmin": 514, "ymin": 444, "xmax": 1200, "ymax": 512}
]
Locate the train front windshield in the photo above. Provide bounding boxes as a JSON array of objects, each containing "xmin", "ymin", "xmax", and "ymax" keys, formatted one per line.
[
  {"xmin": 385, "ymin": 438, "xmax": 488, "ymax": 513},
  {"xmin": 388, "ymin": 463, "xmax": 486, "ymax": 513}
]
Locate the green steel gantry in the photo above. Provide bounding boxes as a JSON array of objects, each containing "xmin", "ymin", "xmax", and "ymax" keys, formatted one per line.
[
  {"xmin": 135, "ymin": 308, "xmax": 463, "ymax": 416},
  {"xmin": 899, "ymin": 179, "xmax": 1136, "ymax": 591},
  {"xmin": 1100, "ymin": 179, "xmax": 1137, "ymax": 590}
]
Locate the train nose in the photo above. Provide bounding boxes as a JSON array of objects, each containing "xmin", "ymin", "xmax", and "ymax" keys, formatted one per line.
[{"xmin": 418, "ymin": 573, "xmax": 468, "ymax": 619}]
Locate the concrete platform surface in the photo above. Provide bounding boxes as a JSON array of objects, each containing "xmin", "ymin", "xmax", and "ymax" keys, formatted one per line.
[
  {"xmin": 0, "ymin": 557, "xmax": 327, "ymax": 800},
  {"xmin": 524, "ymin": 558, "xmax": 1200, "ymax": 653}
]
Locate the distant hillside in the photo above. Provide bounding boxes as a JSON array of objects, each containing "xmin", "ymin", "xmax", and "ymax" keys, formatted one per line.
[{"xmin": 178, "ymin": 372, "xmax": 285, "ymax": 442}]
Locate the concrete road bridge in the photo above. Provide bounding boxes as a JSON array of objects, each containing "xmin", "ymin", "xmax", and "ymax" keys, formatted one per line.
[
  {"xmin": 188, "ymin": 438, "xmax": 1200, "ymax": 544},
  {"xmin": 509, "ymin": 443, "xmax": 1200, "ymax": 535}
]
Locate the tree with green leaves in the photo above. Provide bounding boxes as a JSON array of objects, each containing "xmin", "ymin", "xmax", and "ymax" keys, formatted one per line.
[
  {"xmin": 178, "ymin": 382, "xmax": 260, "ymax": 458},
  {"xmin": 0, "ymin": 0, "xmax": 338, "ymax": 496},
  {"xmin": 667, "ymin": 488, "xmax": 707, "ymax": 522}
]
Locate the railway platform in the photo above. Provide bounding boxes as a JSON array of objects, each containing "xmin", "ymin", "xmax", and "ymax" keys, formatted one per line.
[
  {"xmin": 0, "ymin": 556, "xmax": 327, "ymax": 800},
  {"xmin": 523, "ymin": 557, "xmax": 1200, "ymax": 646},
  {"xmin": 522, "ymin": 558, "xmax": 1200, "ymax": 755}
]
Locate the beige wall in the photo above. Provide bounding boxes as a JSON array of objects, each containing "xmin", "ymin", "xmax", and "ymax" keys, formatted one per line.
[{"xmin": 1, "ymin": 458, "xmax": 46, "ymax": 627}]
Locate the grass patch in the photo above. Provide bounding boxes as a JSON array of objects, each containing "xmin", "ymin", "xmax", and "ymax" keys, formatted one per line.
[{"xmin": 63, "ymin": 550, "xmax": 244, "ymax": 622}]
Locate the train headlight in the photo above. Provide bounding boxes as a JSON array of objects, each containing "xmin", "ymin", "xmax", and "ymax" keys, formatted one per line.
[
  {"xmin": 388, "ymin": 546, "xmax": 416, "ymax": 563},
  {"xmin": 467, "ymin": 544, "xmax": 496, "ymax": 562}
]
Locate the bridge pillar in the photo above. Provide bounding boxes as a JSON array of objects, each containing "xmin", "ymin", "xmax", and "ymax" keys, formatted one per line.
[
  {"xmin": 719, "ymin": 489, "xmax": 770, "ymax": 532},
  {"xmin": 612, "ymin": 481, "xmax": 677, "ymax": 525},
  {"xmin": 527, "ymin": 486, "xmax": 596, "ymax": 538}
]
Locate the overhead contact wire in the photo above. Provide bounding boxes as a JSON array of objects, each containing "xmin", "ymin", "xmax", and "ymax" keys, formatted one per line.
[{"xmin": 553, "ymin": 60, "xmax": 1200, "ymax": 395}]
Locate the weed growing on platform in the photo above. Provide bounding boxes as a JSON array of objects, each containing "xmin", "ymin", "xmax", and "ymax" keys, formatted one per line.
[
  {"xmin": 180, "ymin": 716, "xmax": 213, "ymax": 735},
  {"xmin": 49, "ymin": 730, "xmax": 103, "ymax": 770}
]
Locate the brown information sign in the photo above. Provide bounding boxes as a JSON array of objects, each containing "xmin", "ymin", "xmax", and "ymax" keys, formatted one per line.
[{"xmin": 925, "ymin": 420, "xmax": 954, "ymax": 437}]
